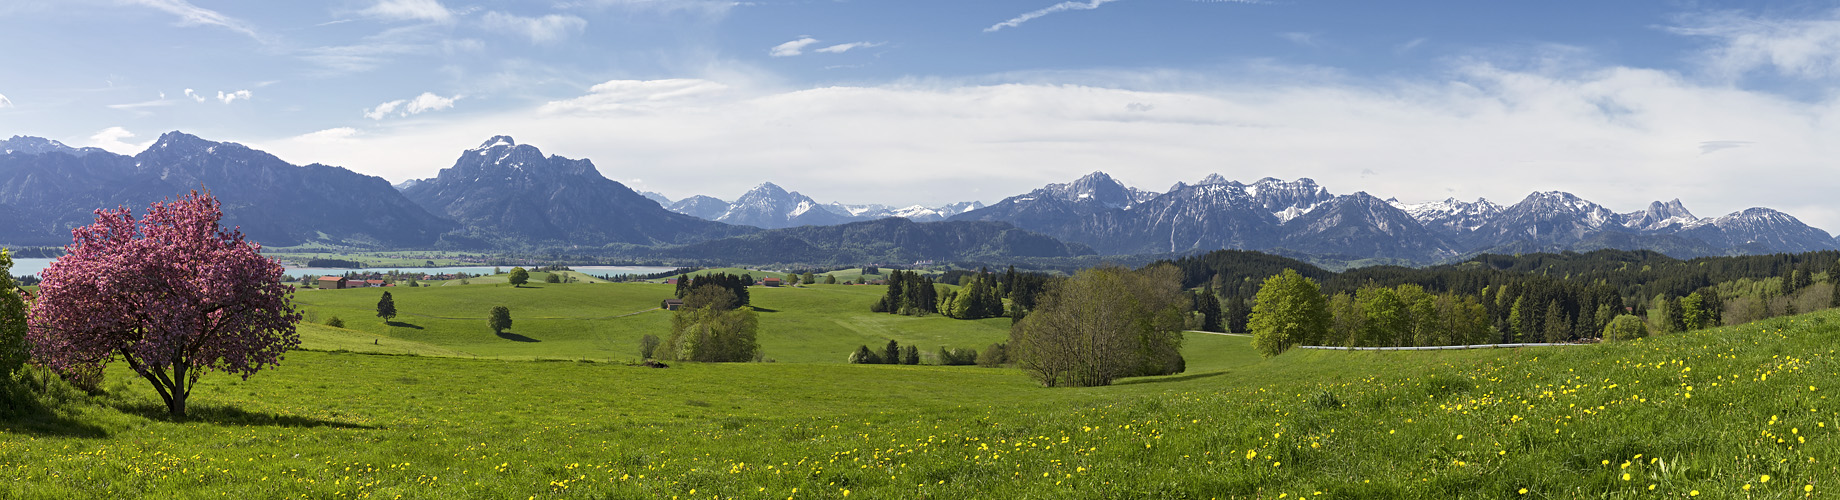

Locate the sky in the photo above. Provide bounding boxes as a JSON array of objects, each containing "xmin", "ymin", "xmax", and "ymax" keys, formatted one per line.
[{"xmin": 3, "ymin": 1, "xmax": 1840, "ymax": 229}]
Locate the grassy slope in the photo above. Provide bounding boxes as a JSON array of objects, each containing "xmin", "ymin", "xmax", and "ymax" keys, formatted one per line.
[
  {"xmin": 292, "ymin": 282, "xmax": 1009, "ymax": 363},
  {"xmin": 6, "ymin": 290, "xmax": 1839, "ymax": 498}
]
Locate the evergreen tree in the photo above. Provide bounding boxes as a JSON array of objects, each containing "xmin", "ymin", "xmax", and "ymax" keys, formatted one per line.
[
  {"xmin": 376, "ymin": 291, "xmax": 397, "ymax": 322},
  {"xmin": 884, "ymin": 340, "xmax": 900, "ymax": 365},
  {"xmin": 1224, "ymin": 294, "xmax": 1250, "ymax": 333},
  {"xmin": 901, "ymin": 345, "xmax": 920, "ymax": 365},
  {"xmin": 675, "ymin": 274, "xmax": 690, "ymax": 298},
  {"xmin": 1196, "ymin": 287, "xmax": 1223, "ymax": 333}
]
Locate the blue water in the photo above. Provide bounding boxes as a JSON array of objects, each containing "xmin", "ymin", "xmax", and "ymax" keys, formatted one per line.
[{"xmin": 8, "ymin": 258, "xmax": 675, "ymax": 279}]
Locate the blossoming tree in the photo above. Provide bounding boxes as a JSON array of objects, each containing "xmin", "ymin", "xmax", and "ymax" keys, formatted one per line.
[{"xmin": 27, "ymin": 191, "xmax": 300, "ymax": 417}]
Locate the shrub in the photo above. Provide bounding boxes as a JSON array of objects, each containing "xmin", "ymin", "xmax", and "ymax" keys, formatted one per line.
[
  {"xmin": 977, "ymin": 342, "xmax": 1009, "ymax": 368},
  {"xmin": 849, "ymin": 345, "xmax": 881, "ymax": 364},
  {"xmin": 664, "ymin": 306, "xmax": 759, "ymax": 362},
  {"xmin": 1603, "ymin": 314, "xmax": 1649, "ymax": 342},
  {"xmin": 325, "ymin": 316, "xmax": 345, "ymax": 328},
  {"xmin": 639, "ymin": 334, "xmax": 661, "ymax": 360}
]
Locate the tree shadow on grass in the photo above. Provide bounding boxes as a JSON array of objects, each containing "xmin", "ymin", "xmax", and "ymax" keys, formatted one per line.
[
  {"xmin": 112, "ymin": 402, "xmax": 377, "ymax": 429},
  {"xmin": 496, "ymin": 331, "xmax": 541, "ymax": 342},
  {"xmin": 1113, "ymin": 370, "xmax": 1229, "ymax": 386},
  {"xmin": 749, "ymin": 307, "xmax": 779, "ymax": 313},
  {"xmin": 0, "ymin": 396, "xmax": 111, "ymax": 438},
  {"xmin": 385, "ymin": 321, "xmax": 424, "ymax": 329}
]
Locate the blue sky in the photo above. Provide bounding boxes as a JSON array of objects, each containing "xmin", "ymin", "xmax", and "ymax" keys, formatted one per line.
[{"xmin": 4, "ymin": 0, "xmax": 1840, "ymax": 229}]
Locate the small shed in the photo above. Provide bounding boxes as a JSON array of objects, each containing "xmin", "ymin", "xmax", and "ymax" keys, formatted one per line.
[
  {"xmin": 662, "ymin": 299, "xmax": 684, "ymax": 311},
  {"xmin": 763, "ymin": 277, "xmax": 782, "ymax": 287},
  {"xmin": 317, "ymin": 276, "xmax": 348, "ymax": 289}
]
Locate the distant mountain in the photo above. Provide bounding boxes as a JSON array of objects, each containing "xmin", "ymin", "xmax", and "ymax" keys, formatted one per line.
[
  {"xmin": 663, "ymin": 182, "xmax": 990, "ymax": 227},
  {"xmin": 644, "ymin": 217, "xmax": 1095, "ymax": 265},
  {"xmin": 667, "ymin": 195, "xmax": 731, "ymax": 220},
  {"xmin": 712, "ymin": 182, "xmax": 858, "ymax": 229},
  {"xmin": 1277, "ymin": 192, "xmax": 1458, "ymax": 261},
  {"xmin": 638, "ymin": 191, "xmax": 672, "ymax": 208},
  {"xmin": 954, "ymin": 172, "xmax": 1835, "ymax": 263},
  {"xmin": 822, "ymin": 201, "xmax": 987, "ymax": 223},
  {"xmin": 0, "ymin": 136, "xmax": 107, "ymax": 157},
  {"xmin": 400, "ymin": 136, "xmax": 750, "ymax": 248},
  {"xmin": 1678, "ymin": 208, "xmax": 1837, "ymax": 254},
  {"xmin": 0, "ymin": 131, "xmax": 454, "ymax": 247}
]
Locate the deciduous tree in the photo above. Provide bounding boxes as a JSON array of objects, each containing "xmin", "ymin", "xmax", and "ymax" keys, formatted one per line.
[
  {"xmin": 376, "ymin": 291, "xmax": 397, "ymax": 322},
  {"xmin": 1249, "ymin": 269, "xmax": 1329, "ymax": 357},
  {"xmin": 0, "ymin": 249, "xmax": 29, "ymax": 378},
  {"xmin": 1011, "ymin": 265, "xmax": 1187, "ymax": 386},
  {"xmin": 489, "ymin": 306, "xmax": 512, "ymax": 334},
  {"xmin": 508, "ymin": 267, "xmax": 530, "ymax": 287},
  {"xmin": 26, "ymin": 192, "xmax": 300, "ymax": 417}
]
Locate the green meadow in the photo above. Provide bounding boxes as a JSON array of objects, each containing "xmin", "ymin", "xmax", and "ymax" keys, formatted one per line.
[{"xmin": 1, "ymin": 281, "xmax": 1836, "ymax": 498}]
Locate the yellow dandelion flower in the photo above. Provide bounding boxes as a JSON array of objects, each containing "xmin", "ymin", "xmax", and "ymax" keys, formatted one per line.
[{"xmin": 1761, "ymin": 474, "xmax": 1770, "ymax": 483}]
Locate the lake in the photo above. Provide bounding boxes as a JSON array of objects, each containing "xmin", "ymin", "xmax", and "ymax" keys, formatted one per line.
[{"xmin": 7, "ymin": 258, "xmax": 676, "ymax": 279}]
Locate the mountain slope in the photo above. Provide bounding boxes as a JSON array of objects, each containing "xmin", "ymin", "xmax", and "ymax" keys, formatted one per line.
[
  {"xmin": 400, "ymin": 136, "xmax": 750, "ymax": 248},
  {"xmin": 645, "ymin": 218, "xmax": 1095, "ymax": 265},
  {"xmin": 0, "ymin": 131, "xmax": 454, "ymax": 247}
]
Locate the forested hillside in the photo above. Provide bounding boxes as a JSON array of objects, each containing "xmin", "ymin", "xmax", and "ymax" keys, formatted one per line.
[{"xmin": 1167, "ymin": 248, "xmax": 1840, "ymax": 347}]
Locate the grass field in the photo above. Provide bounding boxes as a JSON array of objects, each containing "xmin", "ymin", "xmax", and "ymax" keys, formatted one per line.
[
  {"xmin": 292, "ymin": 282, "xmax": 1010, "ymax": 363},
  {"xmin": 4, "ymin": 282, "xmax": 1838, "ymax": 498}
]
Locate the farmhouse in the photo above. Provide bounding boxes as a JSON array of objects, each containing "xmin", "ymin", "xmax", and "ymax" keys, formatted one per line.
[
  {"xmin": 317, "ymin": 276, "xmax": 348, "ymax": 289},
  {"xmin": 763, "ymin": 277, "xmax": 782, "ymax": 287},
  {"xmin": 662, "ymin": 299, "xmax": 684, "ymax": 311},
  {"xmin": 366, "ymin": 279, "xmax": 387, "ymax": 287}
]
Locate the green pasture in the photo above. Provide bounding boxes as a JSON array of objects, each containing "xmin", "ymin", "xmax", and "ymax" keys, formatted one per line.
[
  {"xmin": 4, "ymin": 282, "xmax": 1838, "ymax": 498},
  {"xmin": 292, "ymin": 282, "xmax": 1010, "ymax": 363}
]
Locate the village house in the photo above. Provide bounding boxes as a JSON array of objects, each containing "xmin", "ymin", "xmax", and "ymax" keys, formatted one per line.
[
  {"xmin": 317, "ymin": 276, "xmax": 348, "ymax": 289},
  {"xmin": 763, "ymin": 277, "xmax": 782, "ymax": 287},
  {"xmin": 661, "ymin": 299, "xmax": 684, "ymax": 311}
]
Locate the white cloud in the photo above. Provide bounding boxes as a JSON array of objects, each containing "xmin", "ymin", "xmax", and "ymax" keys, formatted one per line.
[
  {"xmin": 293, "ymin": 127, "xmax": 362, "ymax": 144},
  {"xmin": 87, "ymin": 127, "xmax": 153, "ymax": 154},
  {"xmin": 1671, "ymin": 9, "xmax": 1840, "ymax": 80},
  {"xmin": 538, "ymin": 79, "xmax": 729, "ymax": 114},
  {"xmin": 0, "ymin": 93, "xmax": 11, "ymax": 108},
  {"xmin": 216, "ymin": 89, "xmax": 252, "ymax": 104},
  {"xmin": 359, "ymin": 0, "xmax": 454, "ymax": 23},
  {"xmin": 481, "ymin": 11, "xmax": 587, "ymax": 44},
  {"xmin": 556, "ymin": 0, "xmax": 737, "ymax": 17},
  {"xmin": 985, "ymin": 0, "xmax": 1120, "ymax": 33},
  {"xmin": 770, "ymin": 37, "xmax": 820, "ymax": 57},
  {"xmin": 365, "ymin": 92, "xmax": 460, "ymax": 119},
  {"xmin": 184, "ymin": 88, "xmax": 207, "ymax": 102},
  {"xmin": 123, "ymin": 0, "xmax": 263, "ymax": 41},
  {"xmin": 405, "ymin": 92, "xmax": 458, "ymax": 113},
  {"xmin": 1279, "ymin": 32, "xmax": 1319, "ymax": 46},
  {"xmin": 814, "ymin": 42, "xmax": 883, "ymax": 54},
  {"xmin": 986, "ymin": 0, "xmax": 1260, "ymax": 32},
  {"xmin": 364, "ymin": 100, "xmax": 406, "ymax": 120},
  {"xmin": 106, "ymin": 97, "xmax": 173, "ymax": 110}
]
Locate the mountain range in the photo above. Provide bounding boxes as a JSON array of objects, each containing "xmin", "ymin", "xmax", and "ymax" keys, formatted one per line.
[
  {"xmin": 948, "ymin": 172, "xmax": 1837, "ymax": 263},
  {"xmin": 1, "ymin": 131, "xmax": 1832, "ymax": 267},
  {"xmin": 651, "ymin": 182, "xmax": 984, "ymax": 229}
]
